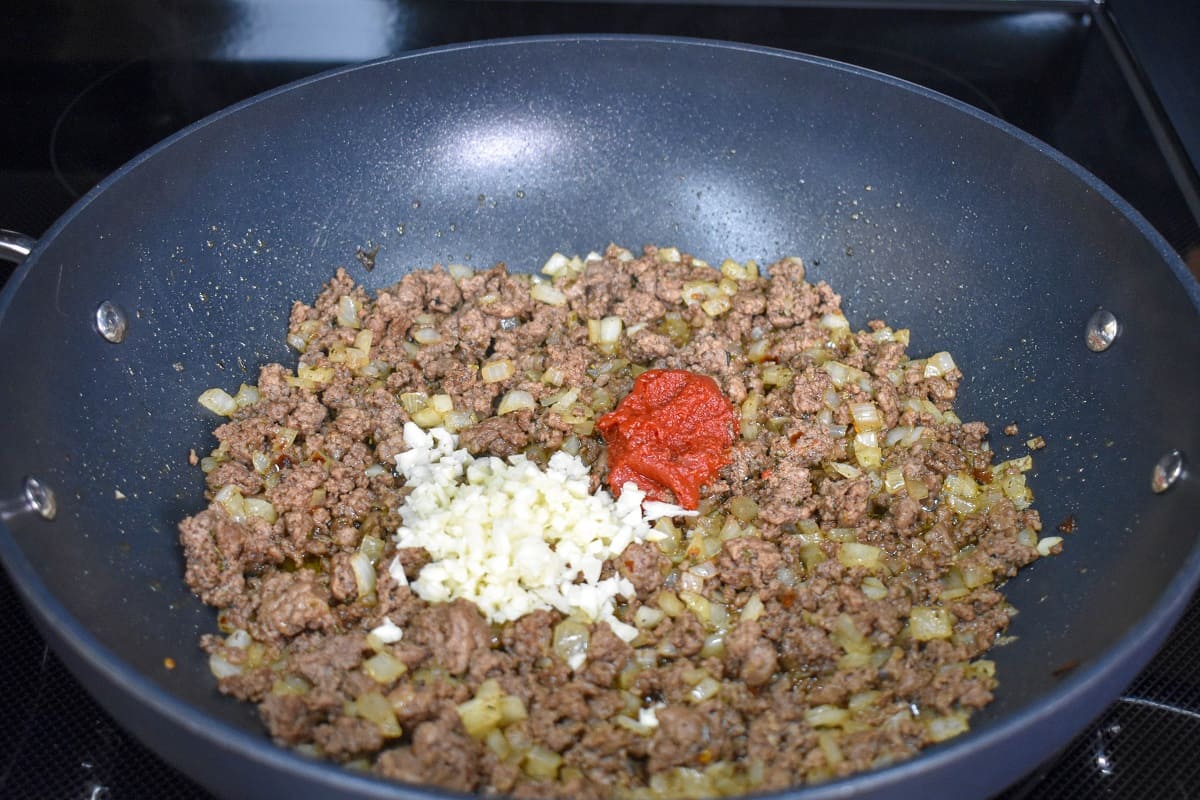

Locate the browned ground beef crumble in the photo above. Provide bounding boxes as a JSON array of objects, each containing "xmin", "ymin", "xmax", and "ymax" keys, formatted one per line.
[{"xmin": 180, "ymin": 245, "xmax": 1048, "ymax": 798}]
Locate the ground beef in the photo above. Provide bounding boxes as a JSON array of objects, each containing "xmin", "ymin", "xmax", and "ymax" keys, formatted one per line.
[
  {"xmin": 648, "ymin": 705, "xmax": 717, "ymax": 772},
  {"xmin": 718, "ymin": 537, "xmax": 783, "ymax": 590},
  {"xmin": 377, "ymin": 717, "xmax": 481, "ymax": 793},
  {"xmin": 181, "ymin": 245, "xmax": 1050, "ymax": 798},
  {"xmin": 617, "ymin": 542, "xmax": 670, "ymax": 599},
  {"xmin": 458, "ymin": 411, "xmax": 533, "ymax": 457},
  {"xmin": 725, "ymin": 621, "xmax": 778, "ymax": 687},
  {"xmin": 407, "ymin": 598, "xmax": 492, "ymax": 676}
]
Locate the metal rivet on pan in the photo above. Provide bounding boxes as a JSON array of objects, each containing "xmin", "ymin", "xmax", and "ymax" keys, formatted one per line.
[
  {"xmin": 0, "ymin": 476, "xmax": 57, "ymax": 521},
  {"xmin": 1151, "ymin": 450, "xmax": 1185, "ymax": 494},
  {"xmin": 1085, "ymin": 308, "xmax": 1120, "ymax": 352},
  {"xmin": 95, "ymin": 300, "xmax": 128, "ymax": 343}
]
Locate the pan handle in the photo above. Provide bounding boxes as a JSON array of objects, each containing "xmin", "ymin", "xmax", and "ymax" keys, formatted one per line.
[{"xmin": 0, "ymin": 230, "xmax": 37, "ymax": 265}]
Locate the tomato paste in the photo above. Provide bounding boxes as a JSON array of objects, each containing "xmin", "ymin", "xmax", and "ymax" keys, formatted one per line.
[{"xmin": 597, "ymin": 369, "xmax": 737, "ymax": 510}]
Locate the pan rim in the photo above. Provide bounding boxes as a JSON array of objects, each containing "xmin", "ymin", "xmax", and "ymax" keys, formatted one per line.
[{"xmin": 1, "ymin": 33, "xmax": 1198, "ymax": 800}]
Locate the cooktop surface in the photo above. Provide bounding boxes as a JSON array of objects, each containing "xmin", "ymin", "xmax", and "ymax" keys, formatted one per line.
[{"xmin": 2, "ymin": 2, "xmax": 1198, "ymax": 798}]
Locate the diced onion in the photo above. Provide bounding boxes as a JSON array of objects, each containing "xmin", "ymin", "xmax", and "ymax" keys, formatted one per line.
[
  {"xmin": 701, "ymin": 295, "xmax": 732, "ymax": 317},
  {"xmin": 350, "ymin": 551, "xmax": 376, "ymax": 599},
  {"xmin": 657, "ymin": 590, "xmax": 685, "ymax": 617},
  {"xmin": 761, "ymin": 365, "xmax": 793, "ymax": 387},
  {"xmin": 839, "ymin": 542, "xmax": 882, "ymax": 570},
  {"xmin": 861, "ymin": 576, "xmax": 889, "ymax": 600},
  {"xmin": 678, "ymin": 570, "xmax": 704, "ymax": 594},
  {"xmin": 885, "ymin": 426, "xmax": 926, "ymax": 447},
  {"xmin": 400, "ymin": 392, "xmax": 430, "ymax": 414},
  {"xmin": 215, "ymin": 484, "xmax": 246, "ymax": 521},
  {"xmin": 822, "ymin": 361, "xmax": 863, "ymax": 388},
  {"xmin": 720, "ymin": 258, "xmax": 748, "ymax": 281},
  {"xmin": 829, "ymin": 462, "xmax": 862, "ymax": 480},
  {"xmin": 740, "ymin": 595, "xmax": 765, "ymax": 622},
  {"xmin": 656, "ymin": 247, "xmax": 681, "ymax": 263},
  {"xmin": 820, "ymin": 313, "xmax": 851, "ymax": 332},
  {"xmin": 336, "ymin": 295, "xmax": 361, "ymax": 329},
  {"xmin": 209, "ymin": 653, "xmax": 243, "ymax": 678},
  {"xmin": 587, "ymin": 316, "xmax": 623, "ymax": 354},
  {"xmin": 363, "ymin": 652, "xmax": 407, "ymax": 684},
  {"xmin": 226, "ymin": 629, "xmax": 252, "ymax": 649},
  {"xmin": 806, "ymin": 705, "xmax": 849, "ymax": 728},
  {"xmin": 272, "ymin": 674, "xmax": 312, "ymax": 696},
  {"xmin": 943, "ymin": 472, "xmax": 979, "ymax": 499},
  {"xmin": 198, "ymin": 388, "xmax": 238, "ymax": 416},
  {"xmin": 410, "ymin": 410, "xmax": 444, "ymax": 429},
  {"xmin": 818, "ymin": 732, "xmax": 845, "ymax": 765},
  {"xmin": 552, "ymin": 619, "xmax": 590, "ymax": 671},
  {"xmin": 441, "ymin": 410, "xmax": 477, "ymax": 433},
  {"xmin": 497, "ymin": 390, "xmax": 535, "ymax": 416},
  {"xmin": 541, "ymin": 252, "xmax": 570, "ymax": 276},
  {"xmin": 412, "ymin": 326, "xmax": 442, "ymax": 344},
  {"xmin": 359, "ymin": 534, "xmax": 386, "ymax": 563},
  {"xmin": 849, "ymin": 403, "xmax": 882, "ymax": 433},
  {"xmin": 243, "ymin": 497, "xmax": 277, "ymax": 523},
  {"xmin": 688, "ymin": 677, "xmax": 721, "ymax": 703},
  {"xmin": 289, "ymin": 364, "xmax": 333, "ymax": 389},
  {"xmin": 905, "ymin": 476, "xmax": 930, "ymax": 500},
  {"xmin": 944, "ymin": 493, "xmax": 976, "ymax": 515},
  {"xmin": 531, "ymin": 282, "xmax": 568, "ymax": 306},
  {"xmin": 910, "ymin": 607, "xmax": 953, "ymax": 641},
  {"xmin": 678, "ymin": 591, "xmax": 712, "ymax": 625},
  {"xmin": 481, "ymin": 359, "xmax": 515, "ymax": 384},
  {"xmin": 926, "ymin": 712, "xmax": 970, "ymax": 743},
  {"xmin": 729, "ymin": 496, "xmax": 759, "ymax": 521},
  {"xmin": 923, "ymin": 351, "xmax": 957, "ymax": 378},
  {"xmin": 614, "ymin": 714, "xmax": 656, "ymax": 737},
  {"xmin": 524, "ymin": 746, "xmax": 563, "ymax": 780},
  {"xmin": 349, "ymin": 691, "xmax": 401, "ymax": 737},
  {"xmin": 680, "ymin": 281, "xmax": 718, "ymax": 305},
  {"xmin": 634, "ymin": 606, "xmax": 666, "ymax": 629},
  {"xmin": 1036, "ymin": 536, "xmax": 1064, "ymax": 556},
  {"xmin": 251, "ymin": 452, "xmax": 272, "ymax": 474},
  {"xmin": 849, "ymin": 690, "xmax": 881, "ymax": 712},
  {"xmin": 961, "ymin": 562, "xmax": 993, "ymax": 589},
  {"xmin": 342, "ymin": 347, "xmax": 368, "ymax": 370},
  {"xmin": 547, "ymin": 387, "xmax": 580, "ymax": 412},
  {"xmin": 747, "ymin": 339, "xmax": 772, "ymax": 363},
  {"xmin": 872, "ymin": 327, "xmax": 896, "ymax": 343},
  {"xmin": 853, "ymin": 434, "xmax": 882, "ymax": 470},
  {"xmin": 234, "ymin": 383, "xmax": 260, "ymax": 408}
]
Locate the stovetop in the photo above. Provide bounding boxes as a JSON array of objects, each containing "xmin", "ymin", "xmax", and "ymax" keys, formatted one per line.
[{"xmin": 2, "ymin": 2, "xmax": 1198, "ymax": 798}]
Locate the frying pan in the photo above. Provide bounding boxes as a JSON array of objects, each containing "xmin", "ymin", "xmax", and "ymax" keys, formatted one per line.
[{"xmin": 1, "ymin": 35, "xmax": 1198, "ymax": 800}]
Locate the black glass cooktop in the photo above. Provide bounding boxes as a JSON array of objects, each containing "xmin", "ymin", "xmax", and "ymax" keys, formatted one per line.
[{"xmin": 2, "ymin": 2, "xmax": 1198, "ymax": 798}]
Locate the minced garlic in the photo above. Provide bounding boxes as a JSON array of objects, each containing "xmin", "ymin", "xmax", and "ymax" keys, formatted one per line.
[{"xmin": 389, "ymin": 423, "xmax": 688, "ymax": 642}]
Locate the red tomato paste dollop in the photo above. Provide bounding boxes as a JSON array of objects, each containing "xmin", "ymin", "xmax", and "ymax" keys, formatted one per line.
[{"xmin": 597, "ymin": 369, "xmax": 738, "ymax": 510}]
